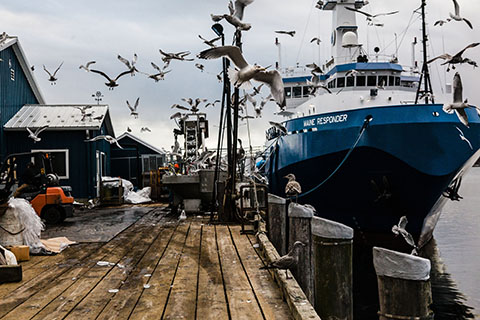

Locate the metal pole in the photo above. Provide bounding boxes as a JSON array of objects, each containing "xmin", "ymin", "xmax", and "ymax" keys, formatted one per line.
[{"xmin": 415, "ymin": 0, "xmax": 434, "ymax": 104}]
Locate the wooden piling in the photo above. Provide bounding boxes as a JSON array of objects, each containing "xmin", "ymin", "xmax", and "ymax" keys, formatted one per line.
[
  {"xmin": 373, "ymin": 247, "xmax": 433, "ymax": 320},
  {"xmin": 267, "ymin": 194, "xmax": 287, "ymax": 255},
  {"xmin": 287, "ymin": 202, "xmax": 314, "ymax": 303},
  {"xmin": 312, "ymin": 216, "xmax": 353, "ymax": 320}
]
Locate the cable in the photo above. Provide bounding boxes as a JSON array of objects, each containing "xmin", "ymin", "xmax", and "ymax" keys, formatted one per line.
[{"xmin": 295, "ymin": 0, "xmax": 317, "ymax": 64}]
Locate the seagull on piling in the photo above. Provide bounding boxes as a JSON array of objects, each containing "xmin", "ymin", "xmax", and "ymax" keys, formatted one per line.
[
  {"xmin": 26, "ymin": 125, "xmax": 48, "ymax": 143},
  {"xmin": 275, "ymin": 30, "xmax": 296, "ymax": 37},
  {"xmin": 443, "ymin": 72, "xmax": 479, "ymax": 127},
  {"xmin": 392, "ymin": 216, "xmax": 418, "ymax": 255},
  {"xmin": 43, "ymin": 62, "xmax": 64, "ymax": 85},
  {"xmin": 285, "ymin": 173, "xmax": 302, "ymax": 202},
  {"xmin": 117, "ymin": 53, "xmax": 138, "ymax": 76},
  {"xmin": 126, "ymin": 97, "xmax": 140, "ymax": 119},
  {"xmin": 88, "ymin": 67, "xmax": 133, "ymax": 90},
  {"xmin": 79, "ymin": 61, "xmax": 96, "ymax": 72},
  {"xmin": 198, "ymin": 46, "xmax": 286, "ymax": 108},
  {"xmin": 85, "ymin": 135, "xmax": 123, "ymax": 149},
  {"xmin": 259, "ymin": 241, "xmax": 306, "ymax": 279},
  {"xmin": 427, "ymin": 43, "xmax": 480, "ymax": 72},
  {"xmin": 449, "ymin": 0, "xmax": 473, "ymax": 29}
]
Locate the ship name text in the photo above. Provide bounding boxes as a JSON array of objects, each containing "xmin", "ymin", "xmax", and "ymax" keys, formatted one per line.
[{"xmin": 303, "ymin": 114, "xmax": 348, "ymax": 127}]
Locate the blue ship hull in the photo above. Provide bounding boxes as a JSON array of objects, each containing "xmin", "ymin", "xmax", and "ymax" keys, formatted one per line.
[{"xmin": 266, "ymin": 104, "xmax": 480, "ymax": 247}]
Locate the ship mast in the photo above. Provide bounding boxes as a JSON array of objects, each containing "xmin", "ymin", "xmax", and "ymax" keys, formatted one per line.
[{"xmin": 415, "ymin": 0, "xmax": 435, "ymax": 104}]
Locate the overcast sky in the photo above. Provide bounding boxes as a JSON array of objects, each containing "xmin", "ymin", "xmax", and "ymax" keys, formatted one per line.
[{"xmin": 1, "ymin": 0, "xmax": 479, "ymax": 151}]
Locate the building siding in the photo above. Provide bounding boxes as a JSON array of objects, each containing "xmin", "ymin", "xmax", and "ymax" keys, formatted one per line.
[{"xmin": 0, "ymin": 46, "xmax": 39, "ymax": 159}]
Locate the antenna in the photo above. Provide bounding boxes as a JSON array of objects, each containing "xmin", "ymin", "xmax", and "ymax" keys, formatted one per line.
[{"xmin": 415, "ymin": 0, "xmax": 435, "ymax": 104}]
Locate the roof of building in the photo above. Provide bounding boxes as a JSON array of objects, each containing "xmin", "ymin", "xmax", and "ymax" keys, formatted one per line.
[
  {"xmin": 116, "ymin": 132, "xmax": 166, "ymax": 154},
  {"xmin": 4, "ymin": 104, "xmax": 115, "ymax": 135},
  {"xmin": 0, "ymin": 35, "xmax": 45, "ymax": 104}
]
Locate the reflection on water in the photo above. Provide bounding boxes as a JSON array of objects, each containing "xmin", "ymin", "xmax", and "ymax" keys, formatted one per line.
[{"xmin": 353, "ymin": 169, "xmax": 480, "ymax": 319}]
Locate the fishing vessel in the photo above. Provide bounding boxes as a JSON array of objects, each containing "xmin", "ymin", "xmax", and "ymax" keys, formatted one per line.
[{"xmin": 265, "ymin": 0, "xmax": 480, "ymax": 248}]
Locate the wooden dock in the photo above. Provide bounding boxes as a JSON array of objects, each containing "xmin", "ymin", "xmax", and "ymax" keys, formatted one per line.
[{"xmin": 0, "ymin": 206, "xmax": 292, "ymax": 319}]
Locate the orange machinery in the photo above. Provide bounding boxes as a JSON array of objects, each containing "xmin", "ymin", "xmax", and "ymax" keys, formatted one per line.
[{"xmin": 0, "ymin": 151, "xmax": 74, "ymax": 224}]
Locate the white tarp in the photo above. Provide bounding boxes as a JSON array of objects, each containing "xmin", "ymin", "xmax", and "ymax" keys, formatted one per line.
[{"xmin": 101, "ymin": 177, "xmax": 151, "ymax": 204}]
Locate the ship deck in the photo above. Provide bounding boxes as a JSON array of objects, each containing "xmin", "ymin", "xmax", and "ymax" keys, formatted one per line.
[{"xmin": 0, "ymin": 205, "xmax": 292, "ymax": 319}]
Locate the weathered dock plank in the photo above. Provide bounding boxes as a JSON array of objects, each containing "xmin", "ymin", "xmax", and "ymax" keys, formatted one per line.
[
  {"xmin": 229, "ymin": 226, "xmax": 292, "ymax": 320},
  {"xmin": 162, "ymin": 222, "xmax": 202, "ymax": 319},
  {"xmin": 128, "ymin": 222, "xmax": 191, "ymax": 320},
  {"xmin": 216, "ymin": 225, "xmax": 264, "ymax": 320},
  {"xmin": 196, "ymin": 224, "xmax": 229, "ymax": 320}
]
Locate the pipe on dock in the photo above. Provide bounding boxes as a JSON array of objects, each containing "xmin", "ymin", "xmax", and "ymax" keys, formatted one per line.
[
  {"xmin": 312, "ymin": 216, "xmax": 353, "ymax": 320},
  {"xmin": 373, "ymin": 247, "xmax": 433, "ymax": 320},
  {"xmin": 287, "ymin": 202, "xmax": 314, "ymax": 303}
]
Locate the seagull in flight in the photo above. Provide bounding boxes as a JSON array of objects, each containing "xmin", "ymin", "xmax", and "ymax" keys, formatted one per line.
[
  {"xmin": 43, "ymin": 62, "xmax": 64, "ymax": 85},
  {"xmin": 427, "ymin": 43, "xmax": 479, "ymax": 71},
  {"xmin": 231, "ymin": 0, "xmax": 254, "ymax": 20},
  {"xmin": 434, "ymin": 19, "xmax": 451, "ymax": 27},
  {"xmin": 76, "ymin": 105, "xmax": 94, "ymax": 121},
  {"xmin": 205, "ymin": 100, "xmax": 221, "ymax": 108},
  {"xmin": 345, "ymin": 7, "xmax": 399, "ymax": 22},
  {"xmin": 450, "ymin": 0, "xmax": 473, "ymax": 29},
  {"xmin": 442, "ymin": 72, "xmax": 478, "ymax": 127},
  {"xmin": 198, "ymin": 34, "xmax": 222, "ymax": 48},
  {"xmin": 275, "ymin": 30, "xmax": 296, "ymax": 37},
  {"xmin": 88, "ymin": 67, "xmax": 133, "ymax": 90},
  {"xmin": 211, "ymin": 2, "xmax": 252, "ymax": 31},
  {"xmin": 117, "ymin": 53, "xmax": 138, "ymax": 76},
  {"xmin": 141, "ymin": 127, "xmax": 151, "ymax": 133},
  {"xmin": 27, "ymin": 125, "xmax": 49, "ymax": 143},
  {"xmin": 198, "ymin": 46, "xmax": 285, "ymax": 108},
  {"xmin": 455, "ymin": 126, "xmax": 473, "ymax": 150},
  {"xmin": 159, "ymin": 49, "xmax": 194, "ymax": 65},
  {"xmin": 79, "ymin": 61, "xmax": 96, "ymax": 72},
  {"xmin": 126, "ymin": 97, "xmax": 140, "ymax": 119},
  {"xmin": 171, "ymin": 104, "xmax": 191, "ymax": 111},
  {"xmin": 85, "ymin": 135, "xmax": 123, "ymax": 149},
  {"xmin": 392, "ymin": 216, "xmax": 418, "ymax": 255},
  {"xmin": 195, "ymin": 63, "xmax": 205, "ymax": 72},
  {"xmin": 310, "ymin": 37, "xmax": 321, "ymax": 45},
  {"xmin": 140, "ymin": 62, "xmax": 171, "ymax": 82},
  {"xmin": 269, "ymin": 121, "xmax": 287, "ymax": 135}
]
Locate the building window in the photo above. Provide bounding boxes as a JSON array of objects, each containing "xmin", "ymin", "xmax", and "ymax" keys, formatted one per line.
[
  {"xmin": 293, "ymin": 86, "xmax": 302, "ymax": 98},
  {"xmin": 337, "ymin": 77, "xmax": 345, "ymax": 88},
  {"xmin": 395, "ymin": 77, "xmax": 401, "ymax": 86},
  {"xmin": 303, "ymin": 86, "xmax": 311, "ymax": 97},
  {"xmin": 31, "ymin": 149, "xmax": 69, "ymax": 179},
  {"xmin": 284, "ymin": 87, "xmax": 292, "ymax": 98},
  {"xmin": 357, "ymin": 76, "xmax": 366, "ymax": 86},
  {"xmin": 346, "ymin": 76, "xmax": 355, "ymax": 87},
  {"xmin": 389, "ymin": 76, "xmax": 395, "ymax": 86},
  {"xmin": 367, "ymin": 76, "xmax": 377, "ymax": 86},
  {"xmin": 378, "ymin": 76, "xmax": 387, "ymax": 87},
  {"xmin": 142, "ymin": 155, "xmax": 165, "ymax": 172},
  {"xmin": 10, "ymin": 69, "xmax": 15, "ymax": 81}
]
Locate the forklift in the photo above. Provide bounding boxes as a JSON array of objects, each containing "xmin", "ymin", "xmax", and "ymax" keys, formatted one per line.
[{"xmin": 0, "ymin": 151, "xmax": 74, "ymax": 224}]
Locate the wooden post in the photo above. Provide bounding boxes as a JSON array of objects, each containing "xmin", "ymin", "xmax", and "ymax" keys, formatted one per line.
[
  {"xmin": 267, "ymin": 194, "xmax": 287, "ymax": 256},
  {"xmin": 287, "ymin": 202, "xmax": 314, "ymax": 303},
  {"xmin": 312, "ymin": 216, "xmax": 353, "ymax": 320},
  {"xmin": 373, "ymin": 247, "xmax": 433, "ymax": 320}
]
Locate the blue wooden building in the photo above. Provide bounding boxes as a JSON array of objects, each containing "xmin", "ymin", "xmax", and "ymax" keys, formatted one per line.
[
  {"xmin": 111, "ymin": 132, "xmax": 166, "ymax": 188},
  {"xmin": 4, "ymin": 105, "xmax": 115, "ymax": 199},
  {"xmin": 0, "ymin": 35, "xmax": 45, "ymax": 160}
]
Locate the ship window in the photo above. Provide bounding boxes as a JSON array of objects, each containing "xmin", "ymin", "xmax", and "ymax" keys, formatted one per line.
[
  {"xmin": 389, "ymin": 76, "xmax": 395, "ymax": 86},
  {"xmin": 346, "ymin": 76, "xmax": 355, "ymax": 87},
  {"xmin": 395, "ymin": 77, "xmax": 400, "ymax": 86},
  {"xmin": 337, "ymin": 77, "xmax": 345, "ymax": 88},
  {"xmin": 303, "ymin": 86, "xmax": 311, "ymax": 97},
  {"xmin": 356, "ymin": 76, "xmax": 366, "ymax": 86},
  {"xmin": 293, "ymin": 86, "xmax": 302, "ymax": 98},
  {"xmin": 367, "ymin": 76, "xmax": 377, "ymax": 86},
  {"xmin": 284, "ymin": 87, "xmax": 292, "ymax": 98},
  {"xmin": 378, "ymin": 76, "xmax": 387, "ymax": 87}
]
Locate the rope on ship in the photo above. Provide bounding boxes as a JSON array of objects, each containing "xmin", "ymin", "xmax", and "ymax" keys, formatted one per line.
[{"xmin": 294, "ymin": 115, "xmax": 373, "ymax": 199}]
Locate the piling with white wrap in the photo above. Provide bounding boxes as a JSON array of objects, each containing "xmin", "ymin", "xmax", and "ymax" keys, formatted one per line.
[{"xmin": 373, "ymin": 247, "xmax": 433, "ymax": 320}]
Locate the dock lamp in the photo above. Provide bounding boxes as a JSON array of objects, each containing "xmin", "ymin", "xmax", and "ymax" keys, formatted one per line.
[{"xmin": 211, "ymin": 23, "xmax": 224, "ymax": 37}]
